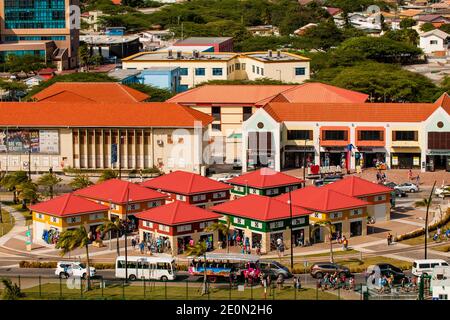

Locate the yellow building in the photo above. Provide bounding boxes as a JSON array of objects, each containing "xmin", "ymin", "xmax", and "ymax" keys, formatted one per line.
[{"xmin": 30, "ymin": 193, "xmax": 109, "ymax": 246}]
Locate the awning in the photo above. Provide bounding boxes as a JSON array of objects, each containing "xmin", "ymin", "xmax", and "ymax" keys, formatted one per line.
[
  {"xmin": 227, "ymin": 133, "xmax": 242, "ymax": 139},
  {"xmin": 427, "ymin": 150, "xmax": 450, "ymax": 156},
  {"xmin": 390, "ymin": 147, "xmax": 421, "ymax": 153},
  {"xmin": 282, "ymin": 145, "xmax": 315, "ymax": 152},
  {"xmin": 284, "ymin": 124, "xmax": 314, "ymax": 130}
]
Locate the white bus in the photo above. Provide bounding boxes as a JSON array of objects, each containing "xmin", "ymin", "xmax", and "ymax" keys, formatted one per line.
[{"xmin": 115, "ymin": 256, "xmax": 176, "ymax": 281}]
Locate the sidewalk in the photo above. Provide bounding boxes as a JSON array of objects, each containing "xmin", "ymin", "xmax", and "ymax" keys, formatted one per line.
[{"xmin": 0, "ymin": 204, "xmax": 28, "ymax": 247}]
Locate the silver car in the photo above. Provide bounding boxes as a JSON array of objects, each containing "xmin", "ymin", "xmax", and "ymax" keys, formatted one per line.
[{"xmin": 395, "ymin": 182, "xmax": 419, "ymax": 193}]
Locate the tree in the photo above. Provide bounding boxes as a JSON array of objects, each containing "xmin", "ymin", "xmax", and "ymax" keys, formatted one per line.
[
  {"xmin": 0, "ymin": 171, "xmax": 29, "ymax": 204},
  {"xmin": 439, "ymin": 24, "xmax": 450, "ymax": 34},
  {"xmin": 400, "ymin": 18, "xmax": 416, "ymax": 29},
  {"xmin": 414, "ymin": 182, "xmax": 436, "ymax": 260},
  {"xmin": 79, "ymin": 43, "xmax": 92, "ymax": 71},
  {"xmin": 185, "ymin": 241, "xmax": 209, "ymax": 295},
  {"xmin": 98, "ymin": 169, "xmax": 119, "ymax": 183},
  {"xmin": 16, "ymin": 181, "xmax": 39, "ymax": 210},
  {"xmin": 383, "ymin": 29, "xmax": 419, "ymax": 46},
  {"xmin": 96, "ymin": 218, "xmax": 124, "ymax": 256},
  {"xmin": 125, "ymin": 83, "xmax": 174, "ymax": 102},
  {"xmin": 310, "ymin": 221, "xmax": 336, "ymax": 263},
  {"xmin": 0, "ymin": 54, "xmax": 48, "ymax": 74},
  {"xmin": 205, "ymin": 216, "xmax": 231, "ymax": 253},
  {"xmin": 69, "ymin": 174, "xmax": 94, "ymax": 191},
  {"xmin": 1, "ymin": 278, "xmax": 24, "ymax": 300},
  {"xmin": 56, "ymin": 226, "xmax": 93, "ymax": 291},
  {"xmin": 37, "ymin": 173, "xmax": 62, "ymax": 199},
  {"xmin": 0, "ymin": 80, "xmax": 28, "ymax": 101},
  {"xmin": 302, "ymin": 19, "xmax": 345, "ymax": 51},
  {"xmin": 420, "ymin": 22, "xmax": 435, "ymax": 32}
]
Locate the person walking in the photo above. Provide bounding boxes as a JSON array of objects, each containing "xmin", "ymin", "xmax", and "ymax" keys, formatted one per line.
[
  {"xmin": 387, "ymin": 233, "xmax": 392, "ymax": 246},
  {"xmin": 139, "ymin": 240, "xmax": 145, "ymax": 254},
  {"xmin": 131, "ymin": 237, "xmax": 137, "ymax": 250},
  {"xmin": 408, "ymin": 169, "xmax": 413, "ymax": 181}
]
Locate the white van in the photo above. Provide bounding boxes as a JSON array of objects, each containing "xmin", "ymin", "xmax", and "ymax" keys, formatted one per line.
[
  {"xmin": 412, "ymin": 259, "xmax": 449, "ymax": 277},
  {"xmin": 115, "ymin": 255, "xmax": 176, "ymax": 281}
]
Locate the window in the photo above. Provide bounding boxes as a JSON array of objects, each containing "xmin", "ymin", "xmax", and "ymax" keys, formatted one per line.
[
  {"xmin": 376, "ymin": 195, "xmax": 386, "ymax": 201},
  {"xmin": 212, "ymin": 107, "xmax": 221, "ymax": 121},
  {"xmin": 192, "ymin": 194, "xmax": 206, "ymax": 202},
  {"xmin": 212, "ymin": 123, "xmax": 222, "ymax": 131},
  {"xmin": 292, "ymin": 218, "xmax": 305, "ymax": 225},
  {"xmin": 200, "ymin": 221, "xmax": 213, "ymax": 229},
  {"xmin": 50, "ymin": 217, "xmax": 60, "ymax": 223},
  {"xmin": 89, "ymin": 213, "xmax": 104, "ymax": 221},
  {"xmin": 251, "ymin": 221, "xmax": 262, "ymax": 229},
  {"xmin": 180, "ymin": 68, "xmax": 188, "ymax": 76},
  {"xmin": 241, "ymin": 63, "xmax": 246, "ymax": 70},
  {"xmin": 37, "ymin": 213, "xmax": 43, "ymax": 219},
  {"xmin": 213, "ymin": 192, "xmax": 226, "ymax": 199},
  {"xmin": 68, "ymin": 216, "xmax": 81, "ymax": 224},
  {"xmin": 358, "ymin": 130, "xmax": 383, "ymax": 141},
  {"xmin": 261, "ymin": 68, "xmax": 264, "ymax": 76},
  {"xmin": 212, "ymin": 68, "xmax": 223, "ymax": 76},
  {"xmin": 351, "ymin": 209, "xmax": 362, "ymax": 216},
  {"xmin": 428, "ymin": 132, "xmax": 450, "ymax": 149},
  {"xmin": 430, "ymin": 40, "xmax": 438, "ymax": 45},
  {"xmin": 147, "ymin": 201, "xmax": 159, "ymax": 208},
  {"xmin": 176, "ymin": 195, "xmax": 186, "ymax": 201},
  {"xmin": 252, "ymin": 65, "xmax": 255, "ymax": 73},
  {"xmin": 234, "ymin": 185, "xmax": 244, "ymax": 192},
  {"xmin": 330, "ymin": 212, "xmax": 342, "ymax": 219},
  {"xmin": 235, "ymin": 63, "xmax": 240, "ymax": 70},
  {"xmin": 159, "ymin": 224, "xmax": 169, "ymax": 232},
  {"xmin": 256, "ymin": 66, "xmax": 260, "ymax": 74},
  {"xmin": 128, "ymin": 203, "xmax": 140, "ymax": 211},
  {"xmin": 295, "ymin": 67, "xmax": 306, "ymax": 76},
  {"xmin": 243, "ymin": 107, "xmax": 253, "ymax": 121},
  {"xmin": 393, "ymin": 131, "xmax": 417, "ymax": 141},
  {"xmin": 177, "ymin": 224, "xmax": 192, "ymax": 232},
  {"xmin": 233, "ymin": 217, "xmax": 245, "ymax": 225},
  {"xmin": 195, "ymin": 68, "xmax": 205, "ymax": 76},
  {"xmin": 266, "ymin": 188, "xmax": 279, "ymax": 195},
  {"xmin": 269, "ymin": 221, "xmax": 284, "ymax": 229},
  {"xmin": 143, "ymin": 221, "xmax": 153, "ymax": 228},
  {"xmin": 249, "ymin": 188, "xmax": 259, "ymax": 194},
  {"xmin": 287, "ymin": 130, "xmax": 312, "ymax": 140},
  {"xmin": 323, "ymin": 130, "xmax": 347, "ymax": 141},
  {"xmin": 285, "ymin": 186, "xmax": 298, "ymax": 192}
]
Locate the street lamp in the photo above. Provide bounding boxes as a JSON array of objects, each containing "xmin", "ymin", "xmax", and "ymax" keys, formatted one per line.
[
  {"xmin": 302, "ymin": 138, "xmax": 309, "ymax": 184},
  {"xmin": 124, "ymin": 185, "xmax": 130, "ymax": 282}
]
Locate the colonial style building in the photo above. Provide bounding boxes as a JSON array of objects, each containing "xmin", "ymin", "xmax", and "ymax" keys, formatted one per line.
[
  {"xmin": 74, "ymin": 179, "xmax": 167, "ymax": 223},
  {"xmin": 141, "ymin": 170, "xmax": 231, "ymax": 208},
  {"xmin": 227, "ymin": 167, "xmax": 304, "ymax": 198},
  {"xmin": 276, "ymin": 186, "xmax": 369, "ymax": 242},
  {"xmin": 242, "ymin": 93, "xmax": 450, "ymax": 173},
  {"xmin": 210, "ymin": 194, "xmax": 311, "ymax": 254},
  {"xmin": 30, "ymin": 193, "xmax": 109, "ymax": 245},
  {"xmin": 135, "ymin": 201, "xmax": 221, "ymax": 254}
]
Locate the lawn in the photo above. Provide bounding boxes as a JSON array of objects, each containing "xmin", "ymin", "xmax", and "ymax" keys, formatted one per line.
[
  {"xmin": 17, "ymin": 280, "xmax": 339, "ymax": 300},
  {"xmin": 432, "ymin": 243, "xmax": 450, "ymax": 252},
  {"xmin": 0, "ymin": 209, "xmax": 15, "ymax": 237},
  {"xmin": 400, "ymin": 220, "xmax": 450, "ymax": 246}
]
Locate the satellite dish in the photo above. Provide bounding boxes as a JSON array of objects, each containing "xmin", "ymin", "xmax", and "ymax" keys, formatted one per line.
[{"xmin": 367, "ymin": 5, "xmax": 381, "ymax": 15}]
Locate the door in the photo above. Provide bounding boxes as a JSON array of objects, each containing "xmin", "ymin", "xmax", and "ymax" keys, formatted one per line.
[{"xmin": 373, "ymin": 203, "xmax": 387, "ymax": 221}]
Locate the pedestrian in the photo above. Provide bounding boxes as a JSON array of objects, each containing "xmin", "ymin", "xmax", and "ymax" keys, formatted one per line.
[
  {"xmin": 416, "ymin": 174, "xmax": 420, "ymax": 186},
  {"xmin": 376, "ymin": 170, "xmax": 381, "ymax": 183},
  {"xmin": 294, "ymin": 276, "xmax": 302, "ymax": 290},
  {"xmin": 387, "ymin": 232, "xmax": 392, "ymax": 246},
  {"xmin": 131, "ymin": 237, "xmax": 137, "ymax": 250},
  {"xmin": 276, "ymin": 274, "xmax": 284, "ymax": 291},
  {"xmin": 139, "ymin": 240, "xmax": 145, "ymax": 254},
  {"xmin": 408, "ymin": 169, "xmax": 413, "ymax": 181},
  {"xmin": 261, "ymin": 274, "xmax": 268, "ymax": 299}
]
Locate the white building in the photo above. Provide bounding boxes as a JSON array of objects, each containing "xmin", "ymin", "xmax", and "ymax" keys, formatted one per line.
[
  {"xmin": 419, "ymin": 29, "xmax": 450, "ymax": 56},
  {"xmin": 122, "ymin": 50, "xmax": 311, "ymax": 90},
  {"xmin": 431, "ymin": 266, "xmax": 450, "ymax": 300}
]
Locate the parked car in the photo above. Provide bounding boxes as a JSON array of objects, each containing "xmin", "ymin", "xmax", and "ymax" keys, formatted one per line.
[
  {"xmin": 412, "ymin": 259, "xmax": 449, "ymax": 277},
  {"xmin": 310, "ymin": 262, "xmax": 351, "ymax": 279},
  {"xmin": 366, "ymin": 263, "xmax": 406, "ymax": 284},
  {"xmin": 55, "ymin": 261, "xmax": 96, "ymax": 279},
  {"xmin": 395, "ymin": 182, "xmax": 419, "ymax": 193},
  {"xmin": 259, "ymin": 260, "xmax": 293, "ymax": 280},
  {"xmin": 314, "ymin": 175, "xmax": 344, "ymax": 187},
  {"xmin": 394, "ymin": 188, "xmax": 407, "ymax": 198},
  {"xmin": 216, "ymin": 174, "xmax": 239, "ymax": 182},
  {"xmin": 435, "ymin": 185, "xmax": 450, "ymax": 198}
]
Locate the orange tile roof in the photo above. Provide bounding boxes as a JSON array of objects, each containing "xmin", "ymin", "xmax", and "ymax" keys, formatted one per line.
[
  {"xmin": 167, "ymin": 85, "xmax": 297, "ymax": 106},
  {"xmin": 74, "ymin": 179, "xmax": 167, "ymax": 204},
  {"xmin": 30, "ymin": 193, "xmax": 108, "ymax": 217},
  {"xmin": 435, "ymin": 92, "xmax": 450, "ymax": 114},
  {"xmin": 32, "ymin": 82, "xmax": 149, "ymax": 103},
  {"xmin": 322, "ymin": 176, "xmax": 393, "ymax": 197},
  {"xmin": 275, "ymin": 83, "xmax": 369, "ymax": 103},
  {"xmin": 276, "ymin": 186, "xmax": 369, "ymax": 212},
  {"xmin": 210, "ymin": 194, "xmax": 311, "ymax": 222},
  {"xmin": 141, "ymin": 170, "xmax": 231, "ymax": 195},
  {"xmin": 264, "ymin": 102, "xmax": 442, "ymax": 122},
  {"xmin": 136, "ymin": 201, "xmax": 221, "ymax": 225},
  {"xmin": 0, "ymin": 102, "xmax": 213, "ymax": 128},
  {"xmin": 227, "ymin": 168, "xmax": 304, "ymax": 188}
]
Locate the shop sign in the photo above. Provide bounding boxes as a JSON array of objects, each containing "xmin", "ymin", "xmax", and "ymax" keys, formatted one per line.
[{"xmin": 427, "ymin": 150, "xmax": 450, "ymax": 156}]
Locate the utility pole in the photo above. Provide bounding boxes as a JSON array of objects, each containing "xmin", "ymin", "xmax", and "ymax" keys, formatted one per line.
[
  {"xmin": 424, "ymin": 181, "xmax": 436, "ymax": 259},
  {"xmin": 124, "ymin": 185, "xmax": 130, "ymax": 282},
  {"xmin": 289, "ymin": 188, "xmax": 294, "ymax": 270}
]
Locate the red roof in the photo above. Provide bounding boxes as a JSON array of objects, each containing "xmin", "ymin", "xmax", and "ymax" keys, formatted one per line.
[
  {"xmin": 141, "ymin": 170, "xmax": 231, "ymax": 195},
  {"xmin": 0, "ymin": 102, "xmax": 213, "ymax": 128},
  {"xmin": 74, "ymin": 179, "xmax": 167, "ymax": 204},
  {"xmin": 210, "ymin": 194, "xmax": 311, "ymax": 221},
  {"xmin": 264, "ymin": 102, "xmax": 444, "ymax": 123},
  {"xmin": 167, "ymin": 83, "xmax": 368, "ymax": 106},
  {"xmin": 276, "ymin": 186, "xmax": 368, "ymax": 212},
  {"xmin": 167, "ymin": 85, "xmax": 296, "ymax": 106},
  {"xmin": 32, "ymin": 82, "xmax": 149, "ymax": 103},
  {"xmin": 273, "ymin": 83, "xmax": 368, "ymax": 103},
  {"xmin": 135, "ymin": 201, "xmax": 221, "ymax": 225},
  {"xmin": 435, "ymin": 92, "xmax": 450, "ymax": 114},
  {"xmin": 322, "ymin": 176, "xmax": 392, "ymax": 197},
  {"xmin": 228, "ymin": 168, "xmax": 304, "ymax": 189},
  {"xmin": 30, "ymin": 193, "xmax": 108, "ymax": 217},
  {"xmin": 326, "ymin": 7, "xmax": 342, "ymax": 16}
]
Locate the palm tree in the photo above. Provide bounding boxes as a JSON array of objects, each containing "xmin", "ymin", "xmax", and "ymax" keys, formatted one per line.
[
  {"xmin": 16, "ymin": 181, "xmax": 39, "ymax": 210},
  {"xmin": 37, "ymin": 172, "xmax": 62, "ymax": 199},
  {"xmin": 414, "ymin": 181, "xmax": 436, "ymax": 259},
  {"xmin": 0, "ymin": 171, "xmax": 28, "ymax": 204},
  {"xmin": 310, "ymin": 221, "xmax": 336, "ymax": 263},
  {"xmin": 98, "ymin": 169, "xmax": 119, "ymax": 183},
  {"xmin": 96, "ymin": 218, "xmax": 123, "ymax": 256},
  {"xmin": 1, "ymin": 278, "xmax": 24, "ymax": 300},
  {"xmin": 56, "ymin": 226, "xmax": 93, "ymax": 291},
  {"xmin": 69, "ymin": 174, "xmax": 93, "ymax": 191},
  {"xmin": 205, "ymin": 216, "xmax": 231, "ymax": 252},
  {"xmin": 185, "ymin": 241, "xmax": 209, "ymax": 295},
  {"xmin": 78, "ymin": 43, "xmax": 91, "ymax": 71}
]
